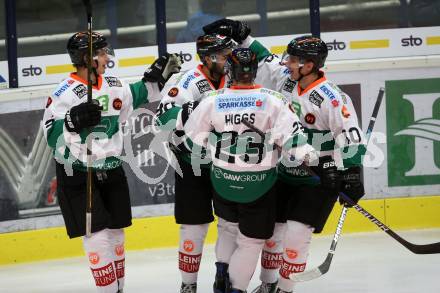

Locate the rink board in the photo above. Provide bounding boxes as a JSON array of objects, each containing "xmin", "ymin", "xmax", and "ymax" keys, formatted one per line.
[{"xmin": 1, "ymin": 195, "xmax": 439, "ymax": 265}]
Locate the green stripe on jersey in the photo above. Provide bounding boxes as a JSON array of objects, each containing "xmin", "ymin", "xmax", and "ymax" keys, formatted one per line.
[
  {"xmin": 211, "ymin": 165, "xmax": 277, "ymax": 203},
  {"xmin": 249, "ymin": 40, "xmax": 272, "ymax": 62},
  {"xmin": 341, "ymin": 144, "xmax": 366, "ymax": 168},
  {"xmin": 79, "ymin": 115, "xmax": 120, "ymax": 143},
  {"xmin": 156, "ymin": 106, "xmax": 181, "ymax": 129},
  {"xmin": 47, "ymin": 119, "xmax": 65, "ymax": 148},
  {"xmin": 129, "ymin": 80, "xmax": 149, "ymax": 109},
  {"xmin": 303, "ymin": 128, "xmax": 335, "ymax": 152}
]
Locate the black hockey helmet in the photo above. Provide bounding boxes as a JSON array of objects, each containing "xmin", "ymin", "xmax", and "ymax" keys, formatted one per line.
[
  {"xmin": 67, "ymin": 31, "xmax": 110, "ymax": 66},
  {"xmin": 287, "ymin": 35, "xmax": 328, "ymax": 69},
  {"xmin": 227, "ymin": 48, "xmax": 258, "ymax": 83},
  {"xmin": 196, "ymin": 34, "xmax": 235, "ymax": 59}
]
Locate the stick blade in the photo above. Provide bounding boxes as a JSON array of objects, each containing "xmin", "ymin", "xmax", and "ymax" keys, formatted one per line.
[
  {"xmin": 410, "ymin": 242, "xmax": 440, "ymax": 254},
  {"xmin": 289, "ymin": 254, "xmax": 332, "ymax": 282}
]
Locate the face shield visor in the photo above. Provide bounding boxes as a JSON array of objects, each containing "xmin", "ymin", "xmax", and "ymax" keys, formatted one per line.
[
  {"xmin": 93, "ymin": 45, "xmax": 115, "ymax": 62},
  {"xmin": 281, "ymin": 51, "xmax": 304, "ymax": 69}
]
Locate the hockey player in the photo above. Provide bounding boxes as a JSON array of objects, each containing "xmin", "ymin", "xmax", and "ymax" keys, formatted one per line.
[
  {"xmin": 183, "ymin": 48, "xmax": 322, "ymax": 293},
  {"xmin": 155, "ymin": 33, "xmax": 236, "ymax": 293},
  {"xmin": 205, "ymin": 20, "xmax": 366, "ymax": 293},
  {"xmin": 42, "ymin": 31, "xmax": 182, "ymax": 293}
]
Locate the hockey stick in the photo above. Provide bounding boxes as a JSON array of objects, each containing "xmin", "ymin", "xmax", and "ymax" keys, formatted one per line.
[
  {"xmin": 291, "ymin": 87, "xmax": 440, "ymax": 282},
  {"xmin": 83, "ymin": 0, "xmax": 93, "ymax": 237},
  {"xmin": 290, "ymin": 87, "xmax": 385, "ymax": 282}
]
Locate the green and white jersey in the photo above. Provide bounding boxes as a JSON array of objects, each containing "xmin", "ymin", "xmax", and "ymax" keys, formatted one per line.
[
  {"xmin": 183, "ymin": 85, "xmax": 312, "ymax": 203},
  {"xmin": 42, "ymin": 73, "xmax": 160, "ymax": 171},
  {"xmin": 155, "ymin": 64, "xmax": 232, "ymax": 166},
  {"xmin": 243, "ymin": 36, "xmax": 366, "ymax": 185}
]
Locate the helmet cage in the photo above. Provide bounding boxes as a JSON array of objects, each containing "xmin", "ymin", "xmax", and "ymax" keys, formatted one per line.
[
  {"xmin": 67, "ymin": 31, "xmax": 112, "ymax": 66},
  {"xmin": 286, "ymin": 36, "xmax": 328, "ymax": 70},
  {"xmin": 227, "ymin": 48, "xmax": 258, "ymax": 84}
]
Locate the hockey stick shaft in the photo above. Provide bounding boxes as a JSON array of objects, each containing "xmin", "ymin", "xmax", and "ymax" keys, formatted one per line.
[
  {"xmin": 83, "ymin": 0, "xmax": 93, "ymax": 238},
  {"xmin": 341, "ymin": 193, "xmax": 440, "ymax": 254}
]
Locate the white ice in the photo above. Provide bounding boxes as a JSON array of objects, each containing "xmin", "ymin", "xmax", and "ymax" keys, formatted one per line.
[{"xmin": 1, "ymin": 229, "xmax": 439, "ymax": 293}]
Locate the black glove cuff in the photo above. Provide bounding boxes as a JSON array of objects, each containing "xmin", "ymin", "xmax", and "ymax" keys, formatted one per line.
[
  {"xmin": 64, "ymin": 110, "xmax": 78, "ymax": 133},
  {"xmin": 181, "ymin": 101, "xmax": 199, "ymax": 126}
]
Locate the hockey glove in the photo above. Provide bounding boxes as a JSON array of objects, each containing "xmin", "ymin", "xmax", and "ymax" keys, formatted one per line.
[
  {"xmin": 143, "ymin": 53, "xmax": 183, "ymax": 90},
  {"xmin": 202, "ymin": 18, "xmax": 251, "ymax": 43},
  {"xmin": 339, "ymin": 166, "xmax": 365, "ymax": 207},
  {"xmin": 65, "ymin": 100, "xmax": 102, "ymax": 133},
  {"xmin": 310, "ymin": 155, "xmax": 340, "ymax": 191},
  {"xmin": 181, "ymin": 101, "xmax": 200, "ymax": 126}
]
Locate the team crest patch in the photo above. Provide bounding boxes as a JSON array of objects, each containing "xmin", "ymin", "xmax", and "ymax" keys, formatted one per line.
[
  {"xmin": 195, "ymin": 80, "xmax": 211, "ymax": 94},
  {"xmin": 168, "ymin": 87, "xmax": 179, "ymax": 97},
  {"xmin": 88, "ymin": 252, "xmax": 100, "ymax": 265},
  {"xmin": 183, "ymin": 240, "xmax": 195, "ymax": 252},
  {"xmin": 72, "ymin": 84, "xmax": 87, "ymax": 99},
  {"xmin": 283, "ymin": 79, "xmax": 296, "ymax": 93},
  {"xmin": 46, "ymin": 97, "xmax": 52, "ymax": 108},
  {"xmin": 104, "ymin": 76, "xmax": 122, "ymax": 87},
  {"xmin": 113, "ymin": 98, "xmax": 122, "ymax": 110},
  {"xmin": 305, "ymin": 113, "xmax": 316, "ymax": 124},
  {"xmin": 309, "ymin": 90, "xmax": 324, "ymax": 108}
]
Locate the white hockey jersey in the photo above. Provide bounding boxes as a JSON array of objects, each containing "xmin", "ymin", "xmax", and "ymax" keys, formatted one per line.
[
  {"xmin": 183, "ymin": 85, "xmax": 313, "ymax": 203},
  {"xmin": 243, "ymin": 37, "xmax": 366, "ymax": 184},
  {"xmin": 42, "ymin": 73, "xmax": 160, "ymax": 171}
]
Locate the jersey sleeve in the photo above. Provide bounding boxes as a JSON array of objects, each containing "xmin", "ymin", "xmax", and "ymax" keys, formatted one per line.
[
  {"xmin": 155, "ymin": 81, "xmax": 196, "ymax": 130},
  {"xmin": 242, "ymin": 37, "xmax": 290, "ymax": 93},
  {"xmin": 42, "ymin": 92, "xmax": 72, "ymax": 149},
  {"xmin": 324, "ymin": 88, "xmax": 366, "ymax": 168},
  {"xmin": 269, "ymin": 98, "xmax": 314, "ymax": 164},
  {"xmin": 182, "ymin": 97, "xmax": 213, "ymax": 148}
]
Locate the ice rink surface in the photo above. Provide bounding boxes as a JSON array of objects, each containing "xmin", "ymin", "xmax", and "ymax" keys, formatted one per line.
[{"xmin": 1, "ymin": 229, "xmax": 439, "ymax": 293}]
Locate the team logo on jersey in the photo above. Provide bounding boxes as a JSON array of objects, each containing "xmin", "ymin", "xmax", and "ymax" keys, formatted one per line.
[
  {"xmin": 105, "ymin": 76, "xmax": 122, "ymax": 87},
  {"xmin": 285, "ymin": 248, "xmax": 298, "ymax": 259},
  {"xmin": 113, "ymin": 98, "xmax": 123, "ymax": 110},
  {"xmin": 309, "ymin": 91, "xmax": 324, "ymax": 108},
  {"xmin": 96, "ymin": 95, "xmax": 109, "ymax": 111},
  {"xmin": 341, "ymin": 105, "xmax": 350, "ymax": 118},
  {"xmin": 88, "ymin": 252, "xmax": 100, "ymax": 265},
  {"xmin": 168, "ymin": 87, "xmax": 179, "ymax": 97},
  {"xmin": 45, "ymin": 97, "xmax": 52, "ymax": 108},
  {"xmin": 283, "ymin": 79, "xmax": 296, "ymax": 93},
  {"xmin": 183, "ymin": 240, "xmax": 195, "ymax": 252},
  {"xmin": 332, "ymin": 100, "xmax": 339, "ymax": 107},
  {"xmin": 305, "ymin": 113, "xmax": 316, "ymax": 124},
  {"xmin": 195, "ymin": 80, "xmax": 211, "ymax": 94},
  {"xmin": 72, "ymin": 84, "xmax": 87, "ymax": 99}
]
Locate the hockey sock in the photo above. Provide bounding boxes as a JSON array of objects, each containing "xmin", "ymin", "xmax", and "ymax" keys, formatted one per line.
[
  {"xmin": 178, "ymin": 223, "xmax": 209, "ymax": 284},
  {"xmin": 215, "ymin": 217, "xmax": 239, "ymax": 263},
  {"xmin": 83, "ymin": 229, "xmax": 119, "ymax": 293},
  {"xmin": 260, "ymin": 222, "xmax": 286, "ymax": 284},
  {"xmin": 278, "ymin": 220, "xmax": 314, "ymax": 293},
  {"xmin": 108, "ymin": 229, "xmax": 125, "ymax": 291},
  {"xmin": 228, "ymin": 231, "xmax": 265, "ymax": 291}
]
